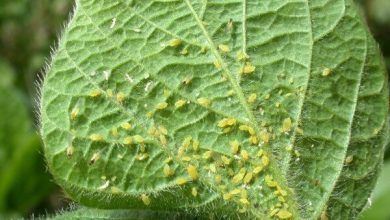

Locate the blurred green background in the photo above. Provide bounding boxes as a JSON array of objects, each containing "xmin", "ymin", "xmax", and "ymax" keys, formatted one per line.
[{"xmin": 0, "ymin": 0, "xmax": 388, "ymax": 219}]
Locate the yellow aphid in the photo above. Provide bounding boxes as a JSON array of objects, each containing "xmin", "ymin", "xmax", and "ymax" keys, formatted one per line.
[
  {"xmin": 209, "ymin": 164, "xmax": 217, "ymax": 173},
  {"xmin": 203, "ymin": 150, "xmax": 213, "ymax": 160},
  {"xmin": 70, "ymin": 108, "xmax": 79, "ymax": 120},
  {"xmin": 237, "ymin": 51, "xmax": 249, "ymax": 61},
  {"xmin": 259, "ymin": 130, "xmax": 270, "ymax": 143},
  {"xmin": 276, "ymin": 210, "xmax": 292, "ymax": 219},
  {"xmin": 249, "ymin": 135, "xmax": 258, "ymax": 145},
  {"xmin": 133, "ymin": 135, "xmax": 144, "ymax": 143},
  {"xmin": 90, "ymin": 134, "xmax": 104, "ymax": 142},
  {"xmin": 163, "ymin": 164, "xmax": 174, "ymax": 177},
  {"xmin": 175, "ymin": 99, "xmax": 186, "ymax": 108},
  {"xmin": 123, "ymin": 136, "xmax": 133, "ymax": 145},
  {"xmin": 136, "ymin": 153, "xmax": 149, "ymax": 161},
  {"xmin": 232, "ymin": 172, "xmax": 246, "ymax": 184},
  {"xmin": 89, "ymin": 89, "xmax": 101, "ymax": 97},
  {"xmin": 213, "ymin": 60, "xmax": 222, "ymax": 69},
  {"xmin": 177, "ymin": 146, "xmax": 185, "ymax": 157},
  {"xmin": 197, "ymin": 97, "xmax": 211, "ymax": 107},
  {"xmin": 270, "ymin": 208, "xmax": 280, "ymax": 217},
  {"xmin": 156, "ymin": 102, "xmax": 168, "ymax": 110},
  {"xmin": 176, "ymin": 177, "xmax": 188, "ymax": 185},
  {"xmin": 247, "ymin": 127, "xmax": 256, "ymax": 136},
  {"xmin": 89, "ymin": 152, "xmax": 101, "ymax": 165},
  {"xmin": 217, "ymin": 118, "xmax": 237, "ymax": 128},
  {"xmin": 168, "ymin": 38, "xmax": 182, "ymax": 47},
  {"xmin": 286, "ymin": 145, "xmax": 293, "ymax": 152},
  {"xmin": 107, "ymin": 89, "xmax": 113, "ymax": 97},
  {"xmin": 223, "ymin": 127, "xmax": 232, "ymax": 133},
  {"xmin": 192, "ymin": 140, "xmax": 200, "ymax": 151},
  {"xmin": 182, "ymin": 136, "xmax": 192, "ymax": 148},
  {"xmin": 141, "ymin": 194, "xmax": 151, "ymax": 206},
  {"xmin": 253, "ymin": 166, "xmax": 263, "ymax": 175},
  {"xmin": 241, "ymin": 150, "xmax": 250, "ymax": 161},
  {"xmin": 159, "ymin": 134, "xmax": 167, "ymax": 146},
  {"xmin": 243, "ymin": 172, "xmax": 253, "ymax": 184},
  {"xmin": 247, "ymin": 93, "xmax": 257, "ymax": 103},
  {"xmin": 262, "ymin": 155, "xmax": 270, "ymax": 167},
  {"xmin": 191, "ymin": 187, "xmax": 198, "ymax": 197},
  {"xmin": 278, "ymin": 196, "xmax": 286, "ymax": 203},
  {"xmin": 294, "ymin": 150, "xmax": 300, "ymax": 157},
  {"xmin": 223, "ymin": 193, "xmax": 232, "ymax": 200},
  {"xmin": 322, "ymin": 68, "xmax": 332, "ymax": 76},
  {"xmin": 187, "ymin": 165, "xmax": 198, "ymax": 180},
  {"xmin": 116, "ymin": 92, "xmax": 126, "ymax": 103},
  {"xmin": 121, "ymin": 122, "xmax": 132, "ymax": 130},
  {"xmin": 227, "ymin": 19, "xmax": 233, "ymax": 31},
  {"xmin": 240, "ymin": 63, "xmax": 256, "ymax": 75},
  {"xmin": 281, "ymin": 118, "xmax": 292, "ymax": 133},
  {"xmin": 265, "ymin": 175, "xmax": 277, "ymax": 187},
  {"xmin": 146, "ymin": 111, "xmax": 153, "ymax": 118},
  {"xmin": 182, "ymin": 156, "xmax": 191, "ymax": 162},
  {"xmin": 66, "ymin": 145, "xmax": 74, "ymax": 158},
  {"xmin": 295, "ymin": 127, "xmax": 304, "ymax": 135},
  {"xmin": 180, "ymin": 48, "xmax": 188, "ymax": 55},
  {"xmin": 111, "ymin": 127, "xmax": 118, "ymax": 137},
  {"xmin": 163, "ymin": 89, "xmax": 171, "ymax": 97},
  {"xmin": 111, "ymin": 186, "xmax": 121, "ymax": 194},
  {"xmin": 221, "ymin": 156, "xmax": 231, "ymax": 165},
  {"xmin": 215, "ymin": 175, "xmax": 222, "ymax": 184},
  {"xmin": 230, "ymin": 140, "xmax": 240, "ymax": 154},
  {"xmin": 257, "ymin": 149, "xmax": 264, "ymax": 157},
  {"xmin": 240, "ymin": 198, "xmax": 250, "ymax": 205},
  {"xmin": 158, "ymin": 126, "xmax": 168, "ymax": 135},
  {"xmin": 218, "ymin": 44, "xmax": 230, "ymax": 53},
  {"xmin": 227, "ymin": 90, "xmax": 235, "ymax": 96},
  {"xmin": 345, "ymin": 155, "xmax": 354, "ymax": 164},
  {"xmin": 148, "ymin": 126, "xmax": 158, "ymax": 136},
  {"xmin": 230, "ymin": 188, "xmax": 241, "ymax": 195}
]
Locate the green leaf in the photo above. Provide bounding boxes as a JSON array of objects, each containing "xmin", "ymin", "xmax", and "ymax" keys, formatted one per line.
[{"xmin": 40, "ymin": 0, "xmax": 389, "ymax": 219}]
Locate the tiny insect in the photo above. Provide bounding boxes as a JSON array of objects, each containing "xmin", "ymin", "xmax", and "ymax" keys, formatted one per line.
[
  {"xmin": 70, "ymin": 108, "xmax": 79, "ymax": 120},
  {"xmin": 241, "ymin": 150, "xmax": 250, "ymax": 161},
  {"xmin": 227, "ymin": 18, "xmax": 233, "ymax": 32},
  {"xmin": 163, "ymin": 164, "xmax": 174, "ymax": 177},
  {"xmin": 176, "ymin": 177, "xmax": 188, "ymax": 185},
  {"xmin": 230, "ymin": 140, "xmax": 240, "ymax": 154},
  {"xmin": 90, "ymin": 134, "xmax": 104, "ymax": 142},
  {"xmin": 121, "ymin": 122, "xmax": 132, "ymax": 130},
  {"xmin": 175, "ymin": 99, "xmax": 186, "ymax": 109},
  {"xmin": 133, "ymin": 135, "xmax": 144, "ymax": 143},
  {"xmin": 187, "ymin": 165, "xmax": 199, "ymax": 180},
  {"xmin": 89, "ymin": 152, "xmax": 101, "ymax": 165},
  {"xmin": 110, "ymin": 18, "xmax": 116, "ymax": 29},
  {"xmin": 322, "ymin": 68, "xmax": 332, "ymax": 76},
  {"xmin": 123, "ymin": 136, "xmax": 133, "ymax": 145},
  {"xmin": 197, "ymin": 97, "xmax": 211, "ymax": 107},
  {"xmin": 168, "ymin": 38, "xmax": 182, "ymax": 48},
  {"xmin": 281, "ymin": 118, "xmax": 292, "ymax": 133},
  {"xmin": 89, "ymin": 89, "xmax": 101, "ymax": 97},
  {"xmin": 66, "ymin": 145, "xmax": 74, "ymax": 158},
  {"xmin": 116, "ymin": 92, "xmax": 126, "ymax": 103},
  {"xmin": 156, "ymin": 102, "xmax": 168, "ymax": 110},
  {"xmin": 141, "ymin": 194, "xmax": 151, "ymax": 206},
  {"xmin": 191, "ymin": 187, "xmax": 198, "ymax": 197},
  {"xmin": 247, "ymin": 93, "xmax": 257, "ymax": 103},
  {"xmin": 218, "ymin": 44, "xmax": 230, "ymax": 53},
  {"xmin": 240, "ymin": 63, "xmax": 256, "ymax": 75}
]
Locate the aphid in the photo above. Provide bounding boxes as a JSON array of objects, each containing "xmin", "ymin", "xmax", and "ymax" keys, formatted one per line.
[
  {"xmin": 176, "ymin": 177, "xmax": 188, "ymax": 185},
  {"xmin": 240, "ymin": 63, "xmax": 256, "ymax": 75},
  {"xmin": 89, "ymin": 152, "xmax": 101, "ymax": 165},
  {"xmin": 182, "ymin": 156, "xmax": 191, "ymax": 162},
  {"xmin": 90, "ymin": 134, "xmax": 104, "ymax": 142},
  {"xmin": 243, "ymin": 172, "xmax": 253, "ymax": 184},
  {"xmin": 262, "ymin": 155, "xmax": 270, "ymax": 167},
  {"xmin": 322, "ymin": 68, "xmax": 332, "ymax": 76},
  {"xmin": 163, "ymin": 89, "xmax": 171, "ymax": 97},
  {"xmin": 177, "ymin": 146, "xmax": 186, "ymax": 157},
  {"xmin": 144, "ymin": 81, "xmax": 153, "ymax": 92},
  {"xmin": 168, "ymin": 38, "xmax": 182, "ymax": 47},
  {"xmin": 278, "ymin": 196, "xmax": 286, "ymax": 203},
  {"xmin": 181, "ymin": 76, "xmax": 192, "ymax": 86},
  {"xmin": 259, "ymin": 130, "xmax": 270, "ymax": 143},
  {"xmin": 202, "ymin": 150, "xmax": 213, "ymax": 160},
  {"xmin": 98, "ymin": 180, "xmax": 110, "ymax": 190},
  {"xmin": 133, "ymin": 135, "xmax": 144, "ymax": 143},
  {"xmin": 230, "ymin": 140, "xmax": 240, "ymax": 154},
  {"xmin": 257, "ymin": 149, "xmax": 264, "ymax": 157},
  {"xmin": 158, "ymin": 126, "xmax": 168, "ymax": 135},
  {"xmin": 276, "ymin": 210, "xmax": 292, "ymax": 219},
  {"xmin": 209, "ymin": 164, "xmax": 217, "ymax": 173},
  {"xmin": 136, "ymin": 153, "xmax": 149, "ymax": 161},
  {"xmin": 116, "ymin": 92, "xmax": 126, "ymax": 103},
  {"xmin": 159, "ymin": 134, "xmax": 167, "ymax": 146},
  {"xmin": 275, "ymin": 102, "xmax": 281, "ymax": 108},
  {"xmin": 221, "ymin": 156, "xmax": 231, "ymax": 165},
  {"xmin": 236, "ymin": 50, "xmax": 249, "ymax": 61},
  {"xmin": 249, "ymin": 135, "xmax": 258, "ymax": 145},
  {"xmin": 180, "ymin": 48, "xmax": 188, "ymax": 55},
  {"xmin": 215, "ymin": 175, "xmax": 222, "ymax": 184},
  {"xmin": 89, "ymin": 89, "xmax": 101, "ymax": 97},
  {"xmin": 121, "ymin": 122, "xmax": 132, "ymax": 130},
  {"xmin": 239, "ymin": 198, "xmax": 250, "ymax": 205},
  {"xmin": 191, "ymin": 187, "xmax": 198, "ymax": 197},
  {"xmin": 241, "ymin": 150, "xmax": 250, "ymax": 161},
  {"xmin": 197, "ymin": 97, "xmax": 211, "ymax": 107},
  {"xmin": 192, "ymin": 140, "xmax": 200, "ymax": 151},
  {"xmin": 218, "ymin": 44, "xmax": 230, "ymax": 53},
  {"xmin": 264, "ymin": 94, "xmax": 270, "ymax": 100},
  {"xmin": 141, "ymin": 194, "xmax": 151, "ymax": 206},
  {"xmin": 156, "ymin": 102, "xmax": 168, "ymax": 110},
  {"xmin": 110, "ymin": 18, "xmax": 116, "ymax": 29},
  {"xmin": 182, "ymin": 136, "xmax": 192, "ymax": 148},
  {"xmin": 103, "ymin": 70, "xmax": 111, "ymax": 80},
  {"xmin": 281, "ymin": 118, "xmax": 292, "ymax": 133},
  {"xmin": 146, "ymin": 111, "xmax": 154, "ymax": 118},
  {"xmin": 175, "ymin": 99, "xmax": 186, "ymax": 109},
  {"xmin": 217, "ymin": 118, "xmax": 237, "ymax": 128},
  {"xmin": 345, "ymin": 155, "xmax": 354, "ymax": 164},
  {"xmin": 265, "ymin": 175, "xmax": 277, "ymax": 187},
  {"xmin": 107, "ymin": 89, "xmax": 113, "ymax": 97},
  {"xmin": 200, "ymin": 46, "xmax": 208, "ymax": 53},
  {"xmin": 230, "ymin": 188, "xmax": 241, "ymax": 195},
  {"xmin": 213, "ymin": 60, "xmax": 222, "ymax": 69},
  {"xmin": 66, "ymin": 145, "xmax": 74, "ymax": 158},
  {"xmin": 163, "ymin": 164, "xmax": 174, "ymax": 177},
  {"xmin": 295, "ymin": 127, "xmax": 304, "ymax": 135},
  {"xmin": 270, "ymin": 208, "xmax": 280, "ymax": 217},
  {"xmin": 285, "ymin": 145, "xmax": 293, "ymax": 152},
  {"xmin": 70, "ymin": 108, "xmax": 79, "ymax": 120},
  {"xmin": 247, "ymin": 93, "xmax": 257, "ymax": 103},
  {"xmin": 232, "ymin": 171, "xmax": 246, "ymax": 184},
  {"xmin": 187, "ymin": 165, "xmax": 198, "ymax": 180},
  {"xmin": 223, "ymin": 193, "xmax": 232, "ymax": 200},
  {"xmin": 123, "ymin": 136, "xmax": 133, "ymax": 145},
  {"xmin": 164, "ymin": 157, "xmax": 173, "ymax": 164},
  {"xmin": 253, "ymin": 166, "xmax": 263, "ymax": 175},
  {"xmin": 111, "ymin": 186, "xmax": 121, "ymax": 194}
]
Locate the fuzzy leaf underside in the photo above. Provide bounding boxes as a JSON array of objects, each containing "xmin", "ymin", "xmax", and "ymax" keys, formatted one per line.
[{"xmin": 40, "ymin": 0, "xmax": 388, "ymax": 219}]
